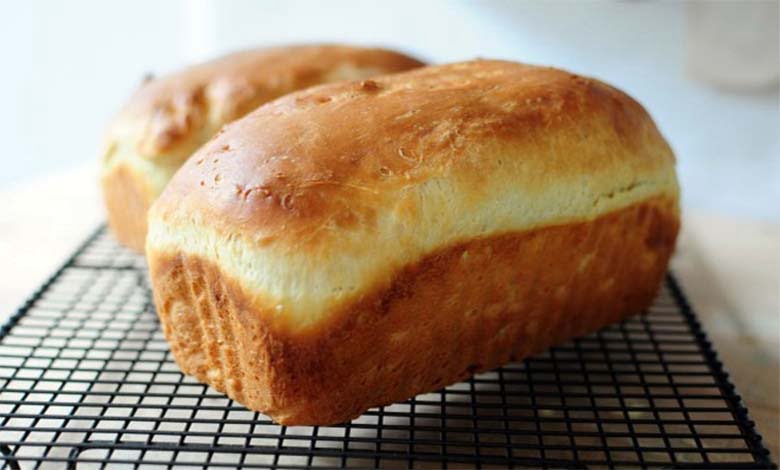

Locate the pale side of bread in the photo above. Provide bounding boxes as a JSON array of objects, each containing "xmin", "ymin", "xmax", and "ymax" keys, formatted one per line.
[
  {"xmin": 146, "ymin": 60, "xmax": 680, "ymax": 425},
  {"xmin": 101, "ymin": 45, "xmax": 425, "ymax": 251}
]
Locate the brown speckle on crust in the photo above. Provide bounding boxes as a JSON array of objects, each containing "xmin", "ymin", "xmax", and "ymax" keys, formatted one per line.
[
  {"xmin": 281, "ymin": 193, "xmax": 294, "ymax": 210},
  {"xmin": 359, "ymin": 79, "xmax": 381, "ymax": 92}
]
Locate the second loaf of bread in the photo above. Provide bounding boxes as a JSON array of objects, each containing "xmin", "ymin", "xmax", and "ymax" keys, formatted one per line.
[
  {"xmin": 146, "ymin": 60, "xmax": 680, "ymax": 425},
  {"xmin": 101, "ymin": 44, "xmax": 424, "ymax": 251}
]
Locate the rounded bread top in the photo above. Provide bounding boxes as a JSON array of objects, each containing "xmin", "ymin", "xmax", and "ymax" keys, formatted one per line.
[
  {"xmin": 105, "ymin": 44, "xmax": 425, "ymax": 162},
  {"xmin": 153, "ymin": 59, "xmax": 677, "ymax": 247}
]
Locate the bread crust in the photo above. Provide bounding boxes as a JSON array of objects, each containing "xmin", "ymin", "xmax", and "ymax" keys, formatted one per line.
[
  {"xmin": 148, "ymin": 197, "xmax": 679, "ymax": 425},
  {"xmin": 101, "ymin": 45, "xmax": 424, "ymax": 251},
  {"xmin": 155, "ymin": 60, "xmax": 674, "ymax": 244},
  {"xmin": 147, "ymin": 59, "xmax": 680, "ymax": 424},
  {"xmin": 148, "ymin": 60, "xmax": 679, "ymax": 328},
  {"xmin": 102, "ymin": 163, "xmax": 151, "ymax": 252}
]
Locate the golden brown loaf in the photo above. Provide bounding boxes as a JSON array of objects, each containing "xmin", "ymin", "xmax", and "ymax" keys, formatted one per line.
[
  {"xmin": 101, "ymin": 44, "xmax": 424, "ymax": 251},
  {"xmin": 146, "ymin": 59, "xmax": 680, "ymax": 425}
]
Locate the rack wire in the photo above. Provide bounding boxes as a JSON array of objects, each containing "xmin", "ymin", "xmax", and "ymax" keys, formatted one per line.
[{"xmin": 0, "ymin": 227, "xmax": 774, "ymax": 469}]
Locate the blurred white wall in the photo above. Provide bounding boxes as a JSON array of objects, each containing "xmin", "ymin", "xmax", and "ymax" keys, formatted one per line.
[{"xmin": 1, "ymin": 0, "xmax": 778, "ymax": 220}]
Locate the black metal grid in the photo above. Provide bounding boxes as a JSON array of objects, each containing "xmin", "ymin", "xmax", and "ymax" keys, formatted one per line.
[{"xmin": 0, "ymin": 227, "xmax": 774, "ymax": 469}]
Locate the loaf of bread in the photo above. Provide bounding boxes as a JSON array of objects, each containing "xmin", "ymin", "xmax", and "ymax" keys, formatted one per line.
[
  {"xmin": 101, "ymin": 45, "xmax": 424, "ymax": 251},
  {"xmin": 146, "ymin": 60, "xmax": 680, "ymax": 425}
]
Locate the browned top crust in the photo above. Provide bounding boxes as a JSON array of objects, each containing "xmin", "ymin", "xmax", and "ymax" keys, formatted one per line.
[
  {"xmin": 107, "ymin": 45, "xmax": 424, "ymax": 159},
  {"xmin": 154, "ymin": 59, "xmax": 675, "ymax": 243}
]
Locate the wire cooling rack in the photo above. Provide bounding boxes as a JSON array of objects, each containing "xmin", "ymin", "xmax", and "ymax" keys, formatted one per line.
[{"xmin": 0, "ymin": 227, "xmax": 774, "ymax": 469}]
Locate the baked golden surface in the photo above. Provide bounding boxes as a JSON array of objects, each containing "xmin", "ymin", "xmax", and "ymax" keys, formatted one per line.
[
  {"xmin": 147, "ymin": 59, "xmax": 680, "ymax": 424},
  {"xmin": 101, "ymin": 44, "xmax": 424, "ymax": 251}
]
